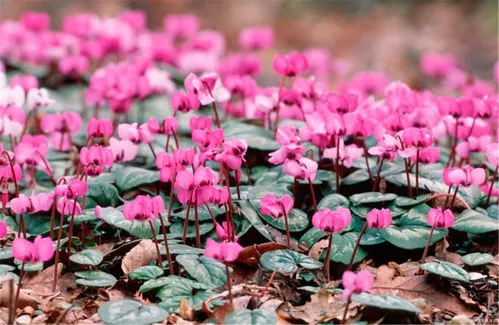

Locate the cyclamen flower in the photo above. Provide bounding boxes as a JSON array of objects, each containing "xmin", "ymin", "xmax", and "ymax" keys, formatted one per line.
[
  {"xmin": 123, "ymin": 195, "xmax": 164, "ymax": 221},
  {"xmin": 283, "ymin": 157, "xmax": 318, "ymax": 182},
  {"xmin": 366, "ymin": 208, "xmax": 392, "ymax": 229},
  {"xmin": 171, "ymin": 90, "xmax": 200, "ymax": 113},
  {"xmin": 59, "ymin": 55, "xmax": 90, "ymax": 76},
  {"xmin": 204, "ymin": 238, "xmax": 243, "ymax": 262},
  {"xmin": 41, "ymin": 112, "xmax": 82, "ymax": 134},
  {"xmin": 21, "ymin": 11, "xmax": 50, "ymax": 32},
  {"xmin": 0, "ymin": 221, "xmax": 7, "ymax": 239},
  {"xmin": 411, "ymin": 147, "xmax": 440, "ymax": 164},
  {"xmin": 10, "ymin": 193, "xmax": 54, "ymax": 214},
  {"xmin": 312, "ymin": 207, "xmax": 351, "ymax": 233},
  {"xmin": 15, "ymin": 135, "xmax": 49, "ymax": 167},
  {"xmin": 323, "ymin": 140, "xmax": 363, "ymax": 168},
  {"xmin": 215, "ymin": 139, "xmax": 248, "ymax": 169},
  {"xmin": 342, "ymin": 270, "xmax": 373, "ymax": 300},
  {"xmin": 109, "ymin": 138, "xmax": 138, "ymax": 163},
  {"xmin": 487, "ymin": 143, "xmax": 499, "ymax": 166},
  {"xmin": 427, "ymin": 208, "xmax": 454, "ymax": 228},
  {"xmin": 216, "ymin": 221, "xmax": 237, "ymax": 242},
  {"xmin": 118, "ymin": 123, "xmax": 154, "ymax": 144},
  {"xmin": 80, "ymin": 145, "xmax": 114, "ymax": 176},
  {"xmin": 57, "ymin": 197, "xmax": 82, "ymax": 215},
  {"xmin": 184, "ymin": 73, "xmax": 230, "ymax": 106},
  {"xmin": 238, "ymin": 26, "xmax": 274, "ymax": 51},
  {"xmin": 87, "ymin": 118, "xmax": 113, "ymax": 138},
  {"xmin": 55, "ymin": 179, "xmax": 88, "ymax": 199},
  {"xmin": 12, "ymin": 236, "xmax": 54, "ymax": 264},
  {"xmin": 275, "ymin": 125, "xmax": 300, "ymax": 146},
  {"xmin": 27, "ymin": 88, "xmax": 54, "ymax": 111},
  {"xmin": 443, "ymin": 165, "xmax": 486, "ymax": 187},
  {"xmin": 10, "ymin": 74, "xmax": 38, "ymax": 93},
  {"xmin": 326, "ymin": 92, "xmax": 358, "ymax": 114},
  {"xmin": 260, "ymin": 194, "xmax": 293, "ymax": 219},
  {"xmin": 272, "ymin": 52, "xmax": 309, "ymax": 77},
  {"xmin": 420, "ymin": 52, "xmax": 457, "ymax": 78},
  {"xmin": 147, "ymin": 117, "xmax": 178, "ymax": 135}
]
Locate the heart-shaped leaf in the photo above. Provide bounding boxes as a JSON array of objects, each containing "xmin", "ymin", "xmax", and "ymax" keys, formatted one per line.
[
  {"xmin": 75, "ymin": 271, "xmax": 118, "ymax": 287},
  {"xmin": 176, "ymin": 254, "xmax": 228, "ymax": 288},
  {"xmin": 342, "ymin": 170, "xmax": 370, "ymax": 185},
  {"xmin": 169, "ymin": 222, "xmax": 213, "ymax": 239},
  {"xmin": 322, "ymin": 232, "xmax": 367, "ymax": 265},
  {"xmin": 259, "ymin": 208, "xmax": 309, "ymax": 232},
  {"xmin": 70, "ymin": 249, "xmax": 103, "ymax": 266},
  {"xmin": 116, "ymin": 166, "xmax": 160, "ymax": 191},
  {"xmin": 129, "ymin": 265, "xmax": 164, "ymax": 280},
  {"xmin": 351, "ymin": 292, "xmax": 421, "ymax": 313},
  {"xmin": 98, "ymin": 299, "xmax": 168, "ymax": 325},
  {"xmin": 237, "ymin": 200, "xmax": 272, "ymax": 241},
  {"xmin": 260, "ymin": 249, "xmax": 323, "ymax": 274},
  {"xmin": 98, "ymin": 207, "xmax": 160, "ymax": 238},
  {"xmin": 224, "ymin": 309, "xmax": 277, "ymax": 325},
  {"xmin": 0, "ymin": 247, "xmax": 12, "ymax": 260},
  {"xmin": 299, "ymin": 228, "xmax": 326, "ymax": 248},
  {"xmin": 87, "ymin": 179, "xmax": 120, "ymax": 207},
  {"xmin": 488, "ymin": 205, "xmax": 498, "ymax": 220},
  {"xmin": 318, "ymin": 194, "xmax": 350, "ymax": 210},
  {"xmin": 140, "ymin": 277, "xmax": 171, "ymax": 293},
  {"xmin": 420, "ymin": 261, "xmax": 470, "ymax": 282},
  {"xmin": 394, "ymin": 195, "xmax": 429, "ymax": 207},
  {"xmin": 223, "ymin": 121, "xmax": 279, "ymax": 151},
  {"xmin": 349, "ymin": 192, "xmax": 397, "ymax": 206},
  {"xmin": 156, "ymin": 276, "xmax": 214, "ymax": 312},
  {"xmin": 452, "ymin": 209, "xmax": 499, "ymax": 234},
  {"xmin": 461, "ymin": 252, "xmax": 494, "ymax": 266}
]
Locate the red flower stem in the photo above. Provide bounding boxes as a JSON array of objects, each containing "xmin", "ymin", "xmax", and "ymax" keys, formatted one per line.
[
  {"xmin": 53, "ymin": 210, "xmax": 65, "ymax": 292},
  {"xmin": 259, "ymin": 271, "xmax": 277, "ymax": 297},
  {"xmin": 336, "ymin": 136, "xmax": 341, "ymax": 194},
  {"xmin": 347, "ymin": 223, "xmax": 367, "ymax": 271},
  {"xmin": 447, "ymin": 119, "xmax": 459, "ymax": 167},
  {"xmin": 282, "ymin": 209, "xmax": 291, "ymax": 249},
  {"xmin": 486, "ymin": 166, "xmax": 498, "ymax": 206},
  {"xmin": 308, "ymin": 179, "xmax": 318, "ymax": 211},
  {"xmin": 205, "ymin": 203, "xmax": 217, "ymax": 224},
  {"xmin": 420, "ymin": 224, "xmax": 436, "ymax": 262},
  {"xmin": 172, "ymin": 132, "xmax": 180, "ymax": 149},
  {"xmin": 467, "ymin": 117, "xmax": 477, "ymax": 138},
  {"xmin": 49, "ymin": 195, "xmax": 57, "ymax": 239},
  {"xmin": 403, "ymin": 158, "xmax": 413, "ymax": 198},
  {"xmin": 361, "ymin": 138, "xmax": 373, "ymax": 182},
  {"xmin": 341, "ymin": 297, "xmax": 352, "ymax": 325},
  {"xmin": 225, "ymin": 263, "xmax": 233, "ymax": 305},
  {"xmin": 148, "ymin": 221, "xmax": 164, "ymax": 267},
  {"xmin": 182, "ymin": 203, "xmax": 191, "ymax": 243},
  {"xmin": 66, "ymin": 197, "xmax": 79, "ymax": 260},
  {"xmin": 443, "ymin": 185, "xmax": 452, "ymax": 207},
  {"xmin": 415, "ymin": 149, "xmax": 420, "ymax": 196},
  {"xmin": 224, "ymin": 168, "xmax": 236, "ymax": 241},
  {"xmin": 157, "ymin": 211, "xmax": 174, "ymax": 275},
  {"xmin": 273, "ymin": 76, "xmax": 286, "ymax": 135},
  {"xmin": 372, "ymin": 157, "xmax": 385, "ymax": 191},
  {"xmin": 148, "ymin": 143, "xmax": 157, "ymax": 159},
  {"xmin": 5, "ymin": 152, "xmax": 19, "ymax": 198},
  {"xmin": 20, "ymin": 110, "xmax": 33, "ymax": 139},
  {"xmin": 194, "ymin": 202, "xmax": 201, "ymax": 248},
  {"xmin": 8, "ymin": 279, "xmax": 14, "ymax": 324},
  {"xmin": 448, "ymin": 186, "xmax": 460, "ymax": 209},
  {"xmin": 14, "ymin": 261, "xmax": 26, "ymax": 318},
  {"xmin": 324, "ymin": 233, "xmax": 333, "ymax": 283},
  {"xmin": 166, "ymin": 175, "xmax": 176, "ymax": 223}
]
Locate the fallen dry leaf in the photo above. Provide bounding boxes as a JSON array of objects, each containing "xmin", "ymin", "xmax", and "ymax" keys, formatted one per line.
[
  {"xmin": 237, "ymin": 242, "xmax": 287, "ymax": 265},
  {"xmin": 0, "ymin": 280, "xmax": 41, "ymax": 309},
  {"xmin": 435, "ymin": 239, "xmax": 463, "ymax": 265},
  {"xmin": 308, "ymin": 239, "xmax": 328, "ymax": 260},
  {"xmin": 24, "ymin": 263, "xmax": 63, "ymax": 297},
  {"xmin": 121, "ymin": 239, "xmax": 157, "ymax": 274}
]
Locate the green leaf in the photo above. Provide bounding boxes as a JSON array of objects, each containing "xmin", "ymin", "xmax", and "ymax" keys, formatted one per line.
[
  {"xmin": 420, "ymin": 261, "xmax": 470, "ymax": 282},
  {"xmin": 223, "ymin": 121, "xmax": 279, "ymax": 151},
  {"xmin": 156, "ymin": 276, "xmax": 214, "ymax": 312},
  {"xmin": 0, "ymin": 247, "xmax": 12, "ymax": 260},
  {"xmin": 394, "ymin": 195, "xmax": 429, "ymax": 207},
  {"xmin": 176, "ymin": 254, "xmax": 228, "ymax": 288},
  {"xmin": 350, "ymin": 204, "xmax": 406, "ymax": 219},
  {"xmin": 260, "ymin": 249, "xmax": 323, "ymax": 274},
  {"xmin": 237, "ymin": 201, "xmax": 272, "ymax": 241},
  {"xmin": 247, "ymin": 184, "xmax": 292, "ymax": 202},
  {"xmin": 75, "ymin": 271, "xmax": 117, "ymax": 287},
  {"xmin": 140, "ymin": 277, "xmax": 171, "ymax": 293},
  {"xmin": 318, "ymin": 194, "xmax": 350, "ymax": 210},
  {"xmin": 98, "ymin": 207, "xmax": 160, "ymax": 238},
  {"xmin": 224, "ymin": 309, "xmax": 277, "ymax": 325},
  {"xmin": 299, "ymin": 228, "xmax": 326, "ymax": 248},
  {"xmin": 488, "ymin": 205, "xmax": 498, "ymax": 220},
  {"xmin": 352, "ymin": 292, "xmax": 421, "ymax": 313},
  {"xmin": 380, "ymin": 224, "xmax": 447, "ymax": 250},
  {"xmin": 342, "ymin": 170, "xmax": 370, "ymax": 185},
  {"xmin": 16, "ymin": 261, "xmax": 43, "ymax": 272},
  {"xmin": 116, "ymin": 166, "xmax": 160, "ymax": 191},
  {"xmin": 322, "ymin": 232, "xmax": 367, "ymax": 265},
  {"xmin": 87, "ymin": 180, "xmax": 120, "ymax": 207},
  {"xmin": 259, "ymin": 208, "xmax": 309, "ymax": 232},
  {"xmin": 169, "ymin": 222, "xmax": 213, "ymax": 239},
  {"xmin": 461, "ymin": 252, "xmax": 494, "ymax": 266},
  {"xmin": 173, "ymin": 204, "xmax": 224, "ymax": 221},
  {"xmin": 69, "ymin": 249, "xmax": 103, "ymax": 266},
  {"xmin": 160, "ymin": 241, "xmax": 204, "ymax": 256},
  {"xmin": 452, "ymin": 209, "xmax": 499, "ymax": 234},
  {"xmin": 98, "ymin": 299, "xmax": 168, "ymax": 325},
  {"xmin": 349, "ymin": 192, "xmax": 397, "ymax": 206},
  {"xmin": 130, "ymin": 266, "xmax": 164, "ymax": 280}
]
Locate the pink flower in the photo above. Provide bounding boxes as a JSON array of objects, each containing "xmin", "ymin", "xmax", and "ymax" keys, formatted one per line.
[
  {"xmin": 171, "ymin": 90, "xmax": 200, "ymax": 113},
  {"xmin": 401, "ymin": 127, "xmax": 433, "ymax": 149},
  {"xmin": 368, "ymin": 134, "xmax": 401, "ymax": 160},
  {"xmin": 163, "ymin": 14, "xmax": 200, "ymax": 40},
  {"xmin": 342, "ymin": 270, "xmax": 373, "ymax": 300},
  {"xmin": 147, "ymin": 117, "xmax": 178, "ymax": 135},
  {"xmin": 59, "ymin": 55, "xmax": 90, "ymax": 76},
  {"xmin": 41, "ymin": 112, "xmax": 82, "ymax": 134},
  {"xmin": 15, "ymin": 135, "xmax": 49, "ymax": 167},
  {"xmin": 12, "ymin": 236, "xmax": 54, "ymax": 264},
  {"xmin": 27, "ymin": 88, "xmax": 54, "ymax": 111},
  {"xmin": 10, "ymin": 193, "xmax": 54, "ymax": 214},
  {"xmin": 88, "ymin": 118, "xmax": 113, "ymax": 138},
  {"xmin": 189, "ymin": 116, "xmax": 212, "ymax": 131},
  {"xmin": 366, "ymin": 208, "xmax": 392, "ymax": 229},
  {"xmin": 197, "ymin": 186, "xmax": 229, "ymax": 206},
  {"xmin": 109, "ymin": 138, "xmax": 138, "ymax": 163},
  {"xmin": 119, "ymin": 10, "xmax": 147, "ymax": 32},
  {"xmin": 283, "ymin": 157, "xmax": 318, "ymax": 181},
  {"xmin": 215, "ymin": 139, "xmax": 247, "ymax": 169},
  {"xmin": 427, "ymin": 208, "xmax": 454, "ymax": 228},
  {"xmin": 184, "ymin": 73, "xmax": 231, "ymax": 105},
  {"xmin": 10, "ymin": 75, "xmax": 39, "ymax": 93},
  {"xmin": 269, "ymin": 144, "xmax": 305, "ymax": 165},
  {"xmin": 20, "ymin": 12, "xmax": 50, "ymax": 32},
  {"xmin": 118, "ymin": 123, "xmax": 153, "ymax": 144},
  {"xmin": 204, "ymin": 238, "xmax": 243, "ymax": 262},
  {"xmin": 312, "ymin": 207, "xmax": 351, "ymax": 233},
  {"xmin": 420, "ymin": 52, "xmax": 457, "ymax": 78},
  {"xmin": 215, "ymin": 221, "xmax": 238, "ymax": 242},
  {"xmin": 156, "ymin": 152, "xmax": 176, "ymax": 183},
  {"xmin": 55, "ymin": 179, "xmax": 88, "ymax": 199},
  {"xmin": 443, "ymin": 165, "xmax": 486, "ymax": 187},
  {"xmin": 260, "ymin": 194, "xmax": 293, "ymax": 219},
  {"xmin": 275, "ymin": 125, "xmax": 300, "ymax": 146},
  {"xmin": 272, "ymin": 52, "xmax": 309, "ymax": 77},
  {"xmin": 487, "ymin": 143, "xmax": 499, "ymax": 166},
  {"xmin": 80, "ymin": 145, "xmax": 114, "ymax": 176},
  {"xmin": 327, "ymin": 92, "xmax": 358, "ymax": 114},
  {"xmin": 238, "ymin": 26, "xmax": 274, "ymax": 51},
  {"xmin": 0, "ymin": 221, "xmax": 7, "ymax": 239},
  {"xmin": 56, "ymin": 197, "xmax": 82, "ymax": 215},
  {"xmin": 323, "ymin": 140, "xmax": 363, "ymax": 168},
  {"xmin": 123, "ymin": 195, "xmax": 164, "ymax": 221},
  {"xmin": 411, "ymin": 146, "xmax": 440, "ymax": 164}
]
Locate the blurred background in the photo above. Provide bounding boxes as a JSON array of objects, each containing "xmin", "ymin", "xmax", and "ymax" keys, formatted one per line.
[{"xmin": 1, "ymin": 0, "xmax": 498, "ymax": 82}]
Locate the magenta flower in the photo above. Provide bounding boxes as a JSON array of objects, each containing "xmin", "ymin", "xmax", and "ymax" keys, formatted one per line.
[
  {"xmin": 326, "ymin": 92, "xmax": 358, "ymax": 114},
  {"xmin": 163, "ymin": 14, "xmax": 200, "ymax": 40},
  {"xmin": 275, "ymin": 125, "xmax": 300, "ymax": 146},
  {"xmin": 122, "ymin": 195, "xmax": 164, "ymax": 221},
  {"xmin": 80, "ymin": 145, "xmax": 114, "ymax": 176},
  {"xmin": 283, "ymin": 157, "xmax": 318, "ymax": 182},
  {"xmin": 443, "ymin": 165, "xmax": 486, "ymax": 187},
  {"xmin": 109, "ymin": 138, "xmax": 138, "ymax": 163},
  {"xmin": 0, "ymin": 221, "xmax": 7, "ymax": 239},
  {"xmin": 171, "ymin": 90, "xmax": 200, "ymax": 113},
  {"xmin": 184, "ymin": 73, "xmax": 230, "ymax": 106},
  {"xmin": 215, "ymin": 139, "xmax": 248, "ymax": 169},
  {"xmin": 312, "ymin": 207, "xmax": 351, "ymax": 233},
  {"xmin": 215, "ymin": 221, "xmax": 238, "ymax": 242},
  {"xmin": 204, "ymin": 238, "xmax": 243, "ymax": 263},
  {"xmin": 427, "ymin": 208, "xmax": 454, "ymax": 229},
  {"xmin": 12, "ymin": 236, "xmax": 54, "ymax": 264},
  {"xmin": 55, "ymin": 179, "xmax": 88, "ymax": 199},
  {"xmin": 15, "ymin": 135, "xmax": 49, "ymax": 167},
  {"xmin": 59, "ymin": 55, "xmax": 90, "ymax": 77},
  {"xmin": 87, "ymin": 118, "xmax": 113, "ymax": 138},
  {"xmin": 147, "ymin": 117, "xmax": 178, "ymax": 135},
  {"xmin": 20, "ymin": 11, "xmax": 50, "ymax": 32},
  {"xmin": 323, "ymin": 140, "xmax": 364, "ymax": 168},
  {"xmin": 366, "ymin": 208, "xmax": 392, "ymax": 229},
  {"xmin": 56, "ymin": 197, "xmax": 82, "ymax": 215},
  {"xmin": 10, "ymin": 193, "xmax": 54, "ymax": 214},
  {"xmin": 342, "ymin": 270, "xmax": 373, "ymax": 300},
  {"xmin": 238, "ymin": 26, "xmax": 274, "ymax": 51},
  {"xmin": 41, "ymin": 112, "xmax": 82, "ymax": 134},
  {"xmin": 420, "ymin": 52, "xmax": 457, "ymax": 78},
  {"xmin": 272, "ymin": 52, "xmax": 309, "ymax": 77},
  {"xmin": 411, "ymin": 146, "xmax": 440, "ymax": 164},
  {"xmin": 9, "ymin": 74, "xmax": 38, "ymax": 93},
  {"xmin": 118, "ymin": 123, "xmax": 154, "ymax": 144},
  {"xmin": 260, "ymin": 194, "xmax": 293, "ymax": 219}
]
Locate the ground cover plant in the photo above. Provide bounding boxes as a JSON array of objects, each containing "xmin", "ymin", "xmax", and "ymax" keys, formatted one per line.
[{"xmin": 0, "ymin": 9, "xmax": 497, "ymax": 324}]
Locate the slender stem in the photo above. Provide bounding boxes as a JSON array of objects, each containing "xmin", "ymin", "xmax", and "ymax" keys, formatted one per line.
[
  {"xmin": 148, "ymin": 221, "xmax": 164, "ymax": 267},
  {"xmin": 212, "ymin": 102, "xmax": 221, "ymax": 129},
  {"xmin": 14, "ymin": 262, "xmax": 26, "ymax": 317},
  {"xmin": 420, "ymin": 225, "xmax": 436, "ymax": 262},
  {"xmin": 8, "ymin": 278, "xmax": 14, "ymax": 324},
  {"xmin": 361, "ymin": 138, "xmax": 373, "ymax": 182},
  {"xmin": 283, "ymin": 211, "xmax": 291, "ymax": 249},
  {"xmin": 49, "ymin": 196, "xmax": 57, "ymax": 239},
  {"xmin": 324, "ymin": 233, "xmax": 333, "ymax": 283},
  {"xmin": 17, "ymin": 215, "xmax": 27, "ymax": 238},
  {"xmin": 5, "ymin": 152, "xmax": 19, "ymax": 198},
  {"xmin": 415, "ymin": 149, "xmax": 420, "ymax": 196},
  {"xmin": 172, "ymin": 132, "xmax": 180, "ymax": 149},
  {"xmin": 53, "ymin": 211, "xmax": 65, "ymax": 292},
  {"xmin": 166, "ymin": 174, "xmax": 176, "ymax": 222},
  {"xmin": 225, "ymin": 263, "xmax": 233, "ymax": 305},
  {"xmin": 486, "ymin": 166, "xmax": 498, "ymax": 206},
  {"xmin": 259, "ymin": 271, "xmax": 277, "ymax": 297},
  {"xmin": 245, "ymin": 162, "xmax": 252, "ymax": 185},
  {"xmin": 449, "ymin": 186, "xmax": 459, "ymax": 209},
  {"xmin": 447, "ymin": 119, "xmax": 459, "ymax": 167},
  {"xmin": 372, "ymin": 157, "xmax": 385, "ymax": 192},
  {"xmin": 347, "ymin": 223, "xmax": 367, "ymax": 271},
  {"xmin": 194, "ymin": 203, "xmax": 201, "ymax": 248},
  {"xmin": 443, "ymin": 185, "xmax": 452, "ymax": 207},
  {"xmin": 147, "ymin": 143, "xmax": 157, "ymax": 159},
  {"xmin": 157, "ymin": 213, "xmax": 174, "ymax": 275},
  {"xmin": 20, "ymin": 110, "xmax": 32, "ymax": 139},
  {"xmin": 205, "ymin": 203, "xmax": 217, "ymax": 224},
  {"xmin": 336, "ymin": 136, "xmax": 341, "ymax": 193},
  {"xmin": 66, "ymin": 197, "xmax": 79, "ymax": 258},
  {"xmin": 403, "ymin": 158, "xmax": 413, "ymax": 198},
  {"xmin": 467, "ymin": 117, "xmax": 476, "ymax": 138},
  {"xmin": 308, "ymin": 180, "xmax": 317, "ymax": 211},
  {"xmin": 273, "ymin": 76, "xmax": 286, "ymax": 134},
  {"xmin": 224, "ymin": 168, "xmax": 236, "ymax": 241},
  {"xmin": 341, "ymin": 297, "xmax": 352, "ymax": 325},
  {"xmin": 182, "ymin": 203, "xmax": 191, "ymax": 243}
]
